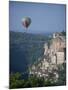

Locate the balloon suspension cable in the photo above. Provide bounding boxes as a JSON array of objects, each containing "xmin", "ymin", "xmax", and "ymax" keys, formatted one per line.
[{"xmin": 25, "ymin": 28, "xmax": 28, "ymax": 33}]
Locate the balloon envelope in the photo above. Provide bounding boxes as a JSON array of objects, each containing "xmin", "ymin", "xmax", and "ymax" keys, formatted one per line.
[{"xmin": 22, "ymin": 17, "xmax": 31, "ymax": 29}]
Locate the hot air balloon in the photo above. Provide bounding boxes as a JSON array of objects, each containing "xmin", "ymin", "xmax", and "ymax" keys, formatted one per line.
[{"xmin": 21, "ymin": 17, "xmax": 31, "ymax": 29}]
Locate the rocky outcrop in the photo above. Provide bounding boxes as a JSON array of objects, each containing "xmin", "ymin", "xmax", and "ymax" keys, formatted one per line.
[{"xmin": 29, "ymin": 32, "xmax": 66, "ymax": 82}]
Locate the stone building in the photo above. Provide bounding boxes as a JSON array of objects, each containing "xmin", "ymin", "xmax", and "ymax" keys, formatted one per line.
[{"xmin": 43, "ymin": 32, "xmax": 66, "ymax": 66}]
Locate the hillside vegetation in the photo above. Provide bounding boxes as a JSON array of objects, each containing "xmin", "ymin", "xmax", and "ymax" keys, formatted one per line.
[{"xmin": 10, "ymin": 31, "xmax": 51, "ymax": 74}]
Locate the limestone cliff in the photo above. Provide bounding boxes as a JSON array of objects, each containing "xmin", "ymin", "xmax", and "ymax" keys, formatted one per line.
[{"xmin": 29, "ymin": 32, "xmax": 66, "ymax": 82}]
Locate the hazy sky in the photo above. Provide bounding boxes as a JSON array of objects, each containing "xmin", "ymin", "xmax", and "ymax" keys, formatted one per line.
[{"xmin": 9, "ymin": 1, "xmax": 66, "ymax": 34}]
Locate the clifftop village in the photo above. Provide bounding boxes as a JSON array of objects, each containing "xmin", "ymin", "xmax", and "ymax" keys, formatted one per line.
[{"xmin": 29, "ymin": 32, "xmax": 66, "ymax": 82}]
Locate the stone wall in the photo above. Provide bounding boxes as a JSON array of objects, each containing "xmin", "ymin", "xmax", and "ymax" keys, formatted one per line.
[{"xmin": 56, "ymin": 52, "xmax": 65, "ymax": 64}]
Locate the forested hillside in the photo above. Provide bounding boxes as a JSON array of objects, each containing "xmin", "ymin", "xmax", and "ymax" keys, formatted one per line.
[{"xmin": 10, "ymin": 31, "xmax": 51, "ymax": 74}]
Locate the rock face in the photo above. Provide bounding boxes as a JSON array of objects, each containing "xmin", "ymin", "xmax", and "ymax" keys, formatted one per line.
[{"xmin": 29, "ymin": 32, "xmax": 66, "ymax": 82}]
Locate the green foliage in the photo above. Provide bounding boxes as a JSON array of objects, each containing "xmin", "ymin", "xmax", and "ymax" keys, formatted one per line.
[
  {"xmin": 56, "ymin": 63, "xmax": 66, "ymax": 85},
  {"xmin": 61, "ymin": 30, "xmax": 66, "ymax": 36},
  {"xmin": 9, "ymin": 73, "xmax": 57, "ymax": 88},
  {"xmin": 9, "ymin": 72, "xmax": 23, "ymax": 88},
  {"xmin": 10, "ymin": 63, "xmax": 66, "ymax": 89}
]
